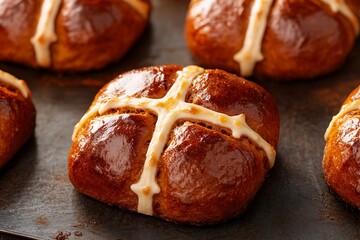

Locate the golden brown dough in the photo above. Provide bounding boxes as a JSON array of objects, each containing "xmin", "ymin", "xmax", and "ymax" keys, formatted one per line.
[
  {"xmin": 68, "ymin": 65, "xmax": 280, "ymax": 225},
  {"xmin": 185, "ymin": 0, "xmax": 360, "ymax": 80},
  {"xmin": 0, "ymin": 0, "xmax": 151, "ymax": 72},
  {"xmin": 0, "ymin": 71, "xmax": 36, "ymax": 168},
  {"xmin": 323, "ymin": 86, "xmax": 360, "ymax": 209}
]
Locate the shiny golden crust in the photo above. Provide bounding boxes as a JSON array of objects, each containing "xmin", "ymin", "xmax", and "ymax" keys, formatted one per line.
[
  {"xmin": 68, "ymin": 65, "xmax": 280, "ymax": 225},
  {"xmin": 185, "ymin": 0, "xmax": 359, "ymax": 80},
  {"xmin": 323, "ymin": 86, "xmax": 360, "ymax": 209},
  {"xmin": 0, "ymin": 0, "xmax": 151, "ymax": 71},
  {"xmin": 0, "ymin": 81, "xmax": 36, "ymax": 168}
]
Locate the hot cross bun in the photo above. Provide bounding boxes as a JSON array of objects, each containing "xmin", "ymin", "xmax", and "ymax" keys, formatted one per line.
[
  {"xmin": 185, "ymin": 0, "xmax": 360, "ymax": 80},
  {"xmin": 0, "ymin": 70, "xmax": 36, "ymax": 168},
  {"xmin": 0, "ymin": 0, "xmax": 151, "ymax": 71},
  {"xmin": 68, "ymin": 65, "xmax": 280, "ymax": 225},
  {"xmin": 324, "ymin": 86, "xmax": 360, "ymax": 208}
]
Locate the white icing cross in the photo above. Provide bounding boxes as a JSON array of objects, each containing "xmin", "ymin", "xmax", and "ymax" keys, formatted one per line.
[
  {"xmin": 234, "ymin": 0, "xmax": 359, "ymax": 77},
  {"xmin": 122, "ymin": 0, "xmax": 150, "ymax": 19},
  {"xmin": 72, "ymin": 65, "xmax": 276, "ymax": 216},
  {"xmin": 0, "ymin": 70, "xmax": 30, "ymax": 98},
  {"xmin": 31, "ymin": 0, "xmax": 63, "ymax": 67},
  {"xmin": 324, "ymin": 99, "xmax": 360, "ymax": 141},
  {"xmin": 234, "ymin": 0, "xmax": 273, "ymax": 77}
]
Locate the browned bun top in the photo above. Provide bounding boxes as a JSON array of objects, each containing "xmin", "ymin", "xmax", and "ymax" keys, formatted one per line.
[
  {"xmin": 0, "ymin": 0, "xmax": 151, "ymax": 71},
  {"xmin": 94, "ymin": 65, "xmax": 279, "ymax": 147},
  {"xmin": 323, "ymin": 85, "xmax": 360, "ymax": 209},
  {"xmin": 185, "ymin": 0, "xmax": 359, "ymax": 80},
  {"xmin": 69, "ymin": 65, "xmax": 280, "ymax": 225},
  {"xmin": 259, "ymin": 0, "xmax": 357, "ymax": 80},
  {"xmin": 0, "ymin": 76, "xmax": 36, "ymax": 168},
  {"xmin": 185, "ymin": 0, "xmax": 250, "ymax": 73}
]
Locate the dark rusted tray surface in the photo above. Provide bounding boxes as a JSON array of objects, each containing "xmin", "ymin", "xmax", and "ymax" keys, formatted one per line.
[{"xmin": 1, "ymin": 0, "xmax": 360, "ymax": 239}]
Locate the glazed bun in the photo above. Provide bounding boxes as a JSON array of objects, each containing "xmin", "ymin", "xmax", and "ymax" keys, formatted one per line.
[
  {"xmin": 324, "ymin": 86, "xmax": 360, "ymax": 209},
  {"xmin": 185, "ymin": 0, "xmax": 359, "ymax": 80},
  {"xmin": 69, "ymin": 65, "xmax": 280, "ymax": 225},
  {"xmin": 0, "ymin": 71, "xmax": 36, "ymax": 168},
  {"xmin": 0, "ymin": 0, "xmax": 151, "ymax": 71}
]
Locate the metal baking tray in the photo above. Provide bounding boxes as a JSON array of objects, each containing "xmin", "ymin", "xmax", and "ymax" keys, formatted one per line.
[{"xmin": 1, "ymin": 0, "xmax": 360, "ymax": 239}]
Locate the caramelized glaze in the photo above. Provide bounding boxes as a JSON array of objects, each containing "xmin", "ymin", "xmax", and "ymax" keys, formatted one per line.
[
  {"xmin": 69, "ymin": 65, "xmax": 280, "ymax": 225},
  {"xmin": 324, "ymin": 86, "xmax": 360, "ymax": 209},
  {"xmin": 0, "ymin": 0, "xmax": 151, "ymax": 71},
  {"xmin": 186, "ymin": 0, "xmax": 359, "ymax": 80},
  {"xmin": 0, "ymin": 70, "xmax": 35, "ymax": 168},
  {"xmin": 73, "ymin": 66, "xmax": 276, "ymax": 215}
]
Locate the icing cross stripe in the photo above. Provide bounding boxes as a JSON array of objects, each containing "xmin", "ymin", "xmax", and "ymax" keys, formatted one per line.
[
  {"xmin": 0, "ymin": 70, "xmax": 30, "ymax": 98},
  {"xmin": 324, "ymin": 99, "xmax": 360, "ymax": 141},
  {"xmin": 234, "ymin": 0, "xmax": 359, "ymax": 77},
  {"xmin": 31, "ymin": 0, "xmax": 62, "ymax": 67},
  {"xmin": 30, "ymin": 0, "xmax": 149, "ymax": 67},
  {"xmin": 72, "ymin": 65, "xmax": 276, "ymax": 216}
]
